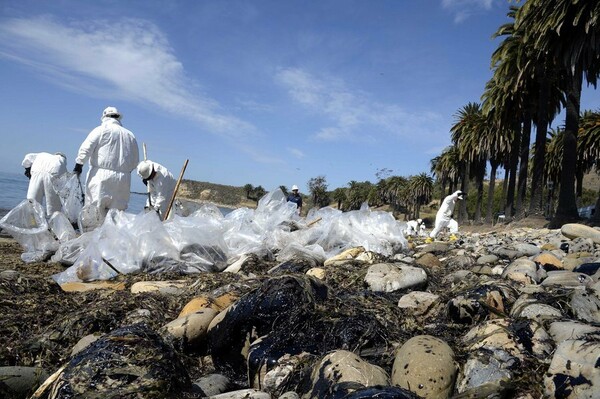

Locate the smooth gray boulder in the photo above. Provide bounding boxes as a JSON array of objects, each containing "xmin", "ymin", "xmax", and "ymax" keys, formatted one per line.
[{"xmin": 561, "ymin": 223, "xmax": 600, "ymax": 244}]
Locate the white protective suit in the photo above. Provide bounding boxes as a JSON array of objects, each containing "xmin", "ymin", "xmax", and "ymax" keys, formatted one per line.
[
  {"xmin": 430, "ymin": 191, "xmax": 463, "ymax": 238},
  {"xmin": 76, "ymin": 117, "xmax": 139, "ymax": 213},
  {"xmin": 142, "ymin": 162, "xmax": 176, "ymax": 219},
  {"xmin": 405, "ymin": 219, "xmax": 424, "ymax": 236},
  {"xmin": 21, "ymin": 152, "xmax": 67, "ymax": 217}
]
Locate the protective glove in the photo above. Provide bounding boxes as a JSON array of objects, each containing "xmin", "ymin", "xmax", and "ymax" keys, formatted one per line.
[
  {"xmin": 24, "ymin": 167, "xmax": 31, "ymax": 179},
  {"xmin": 142, "ymin": 178, "xmax": 148, "ymax": 186},
  {"xmin": 73, "ymin": 163, "xmax": 83, "ymax": 176}
]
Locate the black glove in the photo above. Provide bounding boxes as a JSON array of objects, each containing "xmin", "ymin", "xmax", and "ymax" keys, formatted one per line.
[
  {"xmin": 142, "ymin": 178, "xmax": 148, "ymax": 186},
  {"xmin": 24, "ymin": 167, "xmax": 31, "ymax": 179},
  {"xmin": 73, "ymin": 163, "xmax": 83, "ymax": 176}
]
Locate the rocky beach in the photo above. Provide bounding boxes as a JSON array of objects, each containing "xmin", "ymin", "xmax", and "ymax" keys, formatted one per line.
[{"xmin": 1, "ymin": 215, "xmax": 600, "ymax": 399}]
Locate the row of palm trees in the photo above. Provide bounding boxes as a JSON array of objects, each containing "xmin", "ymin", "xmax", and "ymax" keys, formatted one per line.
[
  {"xmin": 314, "ymin": 173, "xmax": 433, "ymax": 219},
  {"xmin": 431, "ymin": 0, "xmax": 600, "ymax": 227}
]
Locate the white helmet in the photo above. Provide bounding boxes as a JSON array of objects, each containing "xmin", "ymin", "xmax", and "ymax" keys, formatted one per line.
[
  {"xmin": 137, "ymin": 160, "xmax": 153, "ymax": 179},
  {"xmin": 417, "ymin": 218, "xmax": 422, "ymax": 224},
  {"xmin": 291, "ymin": 185, "xmax": 299, "ymax": 191},
  {"xmin": 102, "ymin": 106, "xmax": 121, "ymax": 120}
]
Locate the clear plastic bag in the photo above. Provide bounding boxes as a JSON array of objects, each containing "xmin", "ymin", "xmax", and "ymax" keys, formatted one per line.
[
  {"xmin": 51, "ymin": 231, "xmax": 93, "ymax": 265},
  {"xmin": 78, "ymin": 203, "xmax": 103, "ymax": 233},
  {"xmin": 0, "ymin": 199, "xmax": 59, "ymax": 262},
  {"xmin": 132, "ymin": 211, "xmax": 181, "ymax": 273},
  {"xmin": 48, "ymin": 211, "xmax": 77, "ymax": 243},
  {"xmin": 165, "ymin": 214, "xmax": 229, "ymax": 272},
  {"xmin": 52, "ymin": 243, "xmax": 117, "ymax": 284},
  {"xmin": 53, "ymin": 173, "xmax": 84, "ymax": 224}
]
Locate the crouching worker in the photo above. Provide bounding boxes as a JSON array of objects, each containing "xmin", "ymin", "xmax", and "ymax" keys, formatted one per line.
[
  {"xmin": 405, "ymin": 218, "xmax": 424, "ymax": 237},
  {"xmin": 136, "ymin": 160, "xmax": 176, "ymax": 220},
  {"xmin": 427, "ymin": 190, "xmax": 466, "ymax": 242}
]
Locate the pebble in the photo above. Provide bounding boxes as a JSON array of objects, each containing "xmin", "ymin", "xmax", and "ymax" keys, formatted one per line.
[
  {"xmin": 364, "ymin": 263, "xmax": 427, "ymax": 292},
  {"xmin": 544, "ymin": 339, "xmax": 600, "ymax": 398},
  {"xmin": 561, "ymin": 223, "xmax": 600, "ymax": 244},
  {"xmin": 398, "ymin": 291, "xmax": 440, "ymax": 317},
  {"xmin": 415, "ymin": 252, "xmax": 442, "ymax": 268},
  {"xmin": 162, "ymin": 308, "xmax": 219, "ymax": 346},
  {"xmin": 391, "ymin": 335, "xmax": 457, "ymax": 399},
  {"xmin": 476, "ymin": 254, "xmax": 498, "ymax": 265},
  {"xmin": 306, "ymin": 350, "xmax": 389, "ymax": 398}
]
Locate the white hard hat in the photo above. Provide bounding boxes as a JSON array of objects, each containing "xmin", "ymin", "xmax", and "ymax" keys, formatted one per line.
[
  {"xmin": 137, "ymin": 160, "xmax": 153, "ymax": 179},
  {"xmin": 417, "ymin": 218, "xmax": 422, "ymax": 224},
  {"xmin": 102, "ymin": 106, "xmax": 121, "ymax": 120},
  {"xmin": 291, "ymin": 185, "xmax": 299, "ymax": 191}
]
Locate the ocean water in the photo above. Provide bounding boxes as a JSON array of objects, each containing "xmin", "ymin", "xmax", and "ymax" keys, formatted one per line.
[{"xmin": 0, "ymin": 171, "xmax": 229, "ymax": 218}]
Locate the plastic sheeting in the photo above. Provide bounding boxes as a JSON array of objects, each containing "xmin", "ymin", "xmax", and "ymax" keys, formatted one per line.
[
  {"xmin": 53, "ymin": 172, "xmax": 84, "ymax": 224},
  {"xmin": 4, "ymin": 188, "xmax": 408, "ymax": 283},
  {"xmin": 0, "ymin": 199, "xmax": 59, "ymax": 263}
]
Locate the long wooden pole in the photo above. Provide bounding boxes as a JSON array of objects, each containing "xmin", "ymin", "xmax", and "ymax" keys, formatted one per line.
[{"xmin": 164, "ymin": 159, "xmax": 189, "ymax": 220}]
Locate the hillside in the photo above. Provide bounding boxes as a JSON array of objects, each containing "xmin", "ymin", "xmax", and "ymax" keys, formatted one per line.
[{"xmin": 178, "ymin": 179, "xmax": 256, "ymax": 208}]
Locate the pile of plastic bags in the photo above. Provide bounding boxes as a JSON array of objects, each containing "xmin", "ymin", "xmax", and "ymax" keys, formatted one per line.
[{"xmin": 0, "ymin": 188, "xmax": 408, "ymax": 284}]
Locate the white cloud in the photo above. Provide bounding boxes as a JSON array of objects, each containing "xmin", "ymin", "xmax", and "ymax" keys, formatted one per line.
[
  {"xmin": 276, "ymin": 67, "xmax": 442, "ymax": 143},
  {"xmin": 0, "ymin": 16, "xmax": 262, "ymax": 144},
  {"xmin": 287, "ymin": 147, "xmax": 305, "ymax": 159},
  {"xmin": 441, "ymin": 0, "xmax": 494, "ymax": 23}
]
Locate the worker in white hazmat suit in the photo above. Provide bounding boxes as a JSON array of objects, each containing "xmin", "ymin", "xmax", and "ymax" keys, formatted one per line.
[
  {"xmin": 136, "ymin": 160, "xmax": 176, "ymax": 220},
  {"xmin": 405, "ymin": 218, "xmax": 424, "ymax": 237},
  {"xmin": 73, "ymin": 107, "xmax": 139, "ymax": 220},
  {"xmin": 21, "ymin": 152, "xmax": 67, "ymax": 217},
  {"xmin": 428, "ymin": 190, "xmax": 466, "ymax": 241}
]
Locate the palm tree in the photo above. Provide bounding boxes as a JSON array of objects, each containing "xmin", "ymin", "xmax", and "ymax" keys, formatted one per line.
[
  {"xmin": 253, "ymin": 186, "xmax": 266, "ymax": 204},
  {"xmin": 451, "ymin": 103, "xmax": 486, "ymax": 223},
  {"xmin": 243, "ymin": 184, "xmax": 254, "ymax": 199},
  {"xmin": 331, "ymin": 188, "xmax": 347, "ymax": 210},
  {"xmin": 544, "ymin": 128, "xmax": 564, "ymax": 217},
  {"xmin": 409, "ymin": 173, "xmax": 433, "ymax": 219},
  {"xmin": 345, "ymin": 181, "xmax": 373, "ymax": 211},
  {"xmin": 516, "ymin": 0, "xmax": 600, "ymax": 227},
  {"xmin": 578, "ymin": 110, "xmax": 600, "ymax": 225},
  {"xmin": 479, "ymin": 109, "xmax": 513, "ymax": 224},
  {"xmin": 386, "ymin": 176, "xmax": 409, "ymax": 213},
  {"xmin": 308, "ymin": 176, "xmax": 329, "ymax": 208}
]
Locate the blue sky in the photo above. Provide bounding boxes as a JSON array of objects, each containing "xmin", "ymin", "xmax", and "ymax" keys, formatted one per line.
[{"xmin": 1, "ymin": 0, "xmax": 599, "ymax": 194}]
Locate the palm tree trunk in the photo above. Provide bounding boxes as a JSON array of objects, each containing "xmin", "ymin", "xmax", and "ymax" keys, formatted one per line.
[
  {"xmin": 486, "ymin": 160, "xmax": 499, "ymax": 224},
  {"xmin": 459, "ymin": 162, "xmax": 470, "ymax": 223},
  {"xmin": 505, "ymin": 126, "xmax": 521, "ymax": 218},
  {"xmin": 576, "ymin": 168, "xmax": 584, "ymax": 207},
  {"xmin": 550, "ymin": 70, "xmax": 582, "ymax": 228},
  {"xmin": 529, "ymin": 73, "xmax": 550, "ymax": 216},
  {"xmin": 474, "ymin": 160, "xmax": 485, "ymax": 223},
  {"xmin": 501, "ymin": 166, "xmax": 509, "ymax": 211},
  {"xmin": 516, "ymin": 117, "xmax": 532, "ymax": 218}
]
